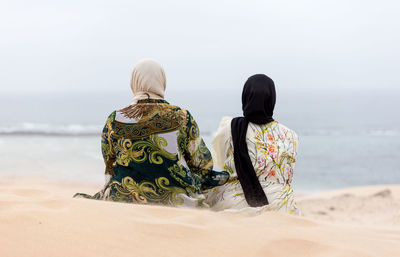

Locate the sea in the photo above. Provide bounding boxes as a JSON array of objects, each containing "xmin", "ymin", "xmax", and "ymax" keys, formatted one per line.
[{"xmin": 1, "ymin": 88, "xmax": 399, "ymax": 192}]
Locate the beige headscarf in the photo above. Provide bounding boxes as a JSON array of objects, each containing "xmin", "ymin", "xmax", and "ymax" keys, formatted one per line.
[{"xmin": 130, "ymin": 59, "xmax": 166, "ymax": 103}]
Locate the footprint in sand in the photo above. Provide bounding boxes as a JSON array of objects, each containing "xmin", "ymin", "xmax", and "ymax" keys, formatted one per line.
[{"xmin": 372, "ymin": 189, "xmax": 392, "ymax": 198}]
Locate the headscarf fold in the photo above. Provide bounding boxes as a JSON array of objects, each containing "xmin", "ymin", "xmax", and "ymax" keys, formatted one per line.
[
  {"xmin": 130, "ymin": 59, "xmax": 166, "ymax": 103},
  {"xmin": 231, "ymin": 74, "xmax": 276, "ymax": 207}
]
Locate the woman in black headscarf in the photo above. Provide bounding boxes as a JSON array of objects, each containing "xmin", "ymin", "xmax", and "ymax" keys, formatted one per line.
[{"xmin": 205, "ymin": 74, "xmax": 300, "ymax": 214}]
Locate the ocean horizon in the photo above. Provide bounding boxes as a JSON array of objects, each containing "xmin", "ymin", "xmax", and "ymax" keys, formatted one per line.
[{"xmin": 1, "ymin": 88, "xmax": 399, "ymax": 192}]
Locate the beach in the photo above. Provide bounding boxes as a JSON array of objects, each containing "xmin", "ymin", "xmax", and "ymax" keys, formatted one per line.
[
  {"xmin": 1, "ymin": 176, "xmax": 399, "ymax": 257},
  {"xmin": 2, "ymin": 0, "xmax": 400, "ymax": 255}
]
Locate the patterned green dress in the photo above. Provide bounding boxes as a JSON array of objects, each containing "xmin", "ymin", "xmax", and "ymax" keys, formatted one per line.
[{"xmin": 75, "ymin": 99, "xmax": 229, "ymax": 208}]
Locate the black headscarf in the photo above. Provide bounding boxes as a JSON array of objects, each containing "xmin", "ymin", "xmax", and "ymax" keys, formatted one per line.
[{"xmin": 231, "ymin": 74, "xmax": 276, "ymax": 207}]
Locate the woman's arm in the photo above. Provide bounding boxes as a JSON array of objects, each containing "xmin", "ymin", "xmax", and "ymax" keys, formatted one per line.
[
  {"xmin": 211, "ymin": 116, "xmax": 233, "ymax": 170},
  {"xmin": 101, "ymin": 111, "xmax": 117, "ymax": 177},
  {"xmin": 180, "ymin": 111, "xmax": 229, "ymax": 190}
]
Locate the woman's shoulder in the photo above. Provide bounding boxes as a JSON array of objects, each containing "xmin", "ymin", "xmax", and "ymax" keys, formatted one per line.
[
  {"xmin": 106, "ymin": 111, "xmax": 117, "ymax": 122},
  {"xmin": 274, "ymin": 122, "xmax": 298, "ymax": 140},
  {"xmin": 213, "ymin": 116, "xmax": 233, "ymax": 140},
  {"xmin": 218, "ymin": 116, "xmax": 233, "ymax": 130},
  {"xmin": 168, "ymin": 105, "xmax": 200, "ymax": 127}
]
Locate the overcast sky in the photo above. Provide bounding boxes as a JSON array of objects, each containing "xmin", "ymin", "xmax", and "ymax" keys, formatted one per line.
[{"xmin": 0, "ymin": 0, "xmax": 399, "ymax": 94}]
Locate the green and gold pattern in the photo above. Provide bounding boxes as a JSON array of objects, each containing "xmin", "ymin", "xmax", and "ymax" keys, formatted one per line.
[
  {"xmin": 108, "ymin": 176, "xmax": 187, "ymax": 205},
  {"xmin": 115, "ymin": 135, "xmax": 178, "ymax": 167},
  {"xmin": 101, "ymin": 111, "xmax": 116, "ymax": 176},
  {"xmin": 75, "ymin": 99, "xmax": 229, "ymax": 207},
  {"xmin": 113, "ymin": 111, "xmax": 184, "ymax": 140}
]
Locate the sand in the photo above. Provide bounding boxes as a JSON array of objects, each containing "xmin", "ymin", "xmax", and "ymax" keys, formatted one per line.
[{"xmin": 1, "ymin": 177, "xmax": 399, "ymax": 257}]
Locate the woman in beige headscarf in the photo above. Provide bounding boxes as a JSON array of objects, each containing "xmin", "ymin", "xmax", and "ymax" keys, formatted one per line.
[
  {"xmin": 130, "ymin": 59, "xmax": 166, "ymax": 102},
  {"xmin": 75, "ymin": 59, "xmax": 229, "ymax": 208}
]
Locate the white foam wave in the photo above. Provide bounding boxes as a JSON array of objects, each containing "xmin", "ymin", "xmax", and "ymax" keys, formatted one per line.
[
  {"xmin": 0, "ymin": 123, "xmax": 398, "ymax": 137},
  {"xmin": 0, "ymin": 123, "xmax": 102, "ymax": 136}
]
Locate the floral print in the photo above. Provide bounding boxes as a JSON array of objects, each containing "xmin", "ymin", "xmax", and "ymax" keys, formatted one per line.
[{"xmin": 206, "ymin": 118, "xmax": 299, "ymax": 214}]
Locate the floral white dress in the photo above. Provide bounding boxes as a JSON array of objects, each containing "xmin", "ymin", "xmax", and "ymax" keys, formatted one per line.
[{"xmin": 206, "ymin": 117, "xmax": 300, "ymax": 214}]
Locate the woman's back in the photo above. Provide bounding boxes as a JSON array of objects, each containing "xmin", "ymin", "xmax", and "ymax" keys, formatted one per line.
[
  {"xmin": 98, "ymin": 99, "xmax": 228, "ymax": 206},
  {"xmin": 208, "ymin": 118, "xmax": 299, "ymax": 213},
  {"xmin": 245, "ymin": 121, "xmax": 298, "ymax": 186},
  {"xmin": 206, "ymin": 74, "xmax": 300, "ymax": 213},
  {"xmin": 74, "ymin": 59, "xmax": 228, "ymax": 207}
]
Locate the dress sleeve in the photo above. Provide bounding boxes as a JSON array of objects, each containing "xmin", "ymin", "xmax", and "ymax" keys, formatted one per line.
[
  {"xmin": 211, "ymin": 116, "xmax": 233, "ymax": 169},
  {"xmin": 101, "ymin": 111, "xmax": 117, "ymax": 176},
  {"xmin": 180, "ymin": 111, "xmax": 229, "ymax": 190}
]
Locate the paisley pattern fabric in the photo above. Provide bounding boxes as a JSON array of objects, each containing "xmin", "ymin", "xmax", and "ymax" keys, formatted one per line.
[
  {"xmin": 206, "ymin": 117, "xmax": 300, "ymax": 214},
  {"xmin": 75, "ymin": 99, "xmax": 229, "ymax": 208}
]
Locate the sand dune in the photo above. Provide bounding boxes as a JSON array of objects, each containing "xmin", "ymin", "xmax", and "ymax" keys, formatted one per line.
[
  {"xmin": 299, "ymin": 185, "xmax": 400, "ymax": 227},
  {"xmin": 1, "ymin": 177, "xmax": 399, "ymax": 257}
]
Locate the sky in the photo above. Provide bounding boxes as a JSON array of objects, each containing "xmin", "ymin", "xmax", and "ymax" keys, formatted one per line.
[{"xmin": 0, "ymin": 0, "xmax": 399, "ymax": 94}]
